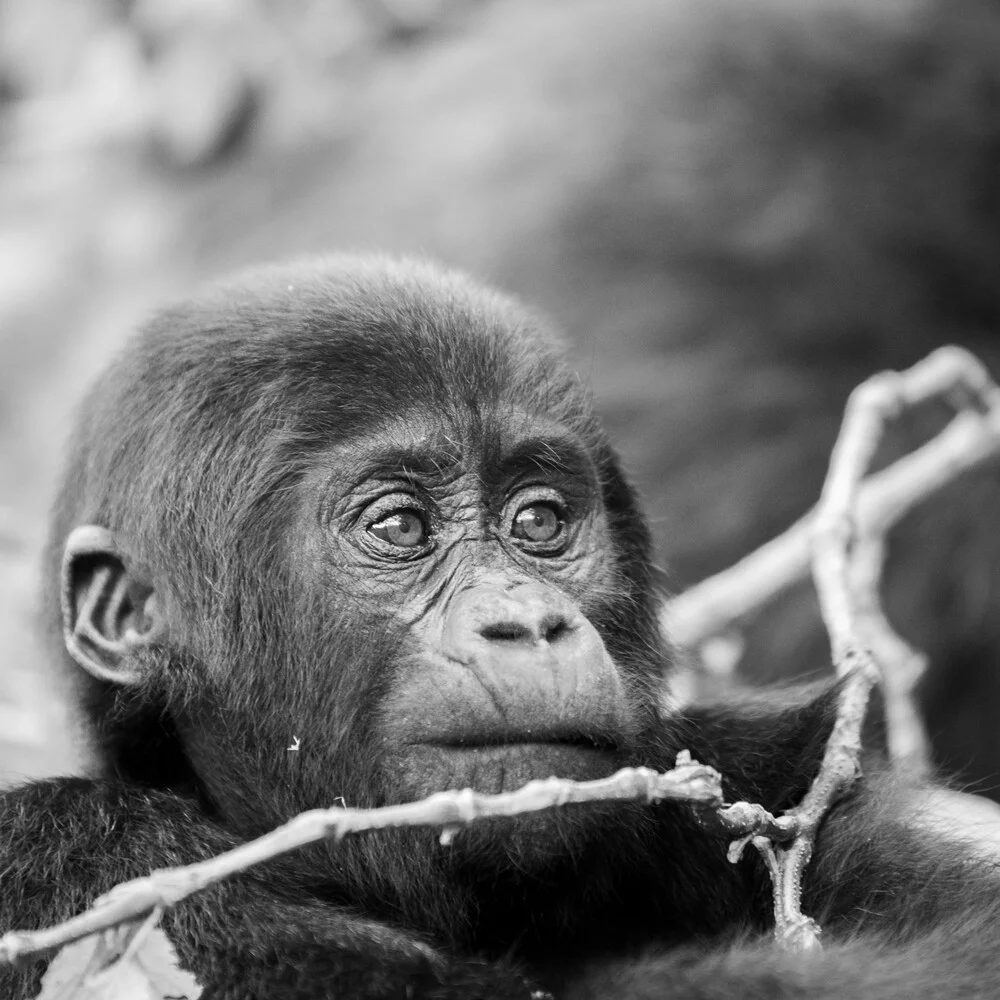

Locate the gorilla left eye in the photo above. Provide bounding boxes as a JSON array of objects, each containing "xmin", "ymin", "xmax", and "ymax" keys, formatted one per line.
[
  {"xmin": 511, "ymin": 503, "xmax": 563, "ymax": 543},
  {"xmin": 368, "ymin": 510, "xmax": 428, "ymax": 548}
]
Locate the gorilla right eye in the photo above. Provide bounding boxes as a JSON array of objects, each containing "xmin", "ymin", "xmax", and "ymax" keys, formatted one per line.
[{"xmin": 367, "ymin": 509, "xmax": 428, "ymax": 548}]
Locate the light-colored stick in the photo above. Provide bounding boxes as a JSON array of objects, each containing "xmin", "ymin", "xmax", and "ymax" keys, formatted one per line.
[
  {"xmin": 0, "ymin": 761, "xmax": 722, "ymax": 965},
  {"xmin": 665, "ymin": 382, "xmax": 1000, "ymax": 650},
  {"xmin": 752, "ymin": 346, "xmax": 1000, "ymax": 949},
  {"xmin": 850, "ymin": 536, "xmax": 929, "ymax": 776},
  {"xmin": 665, "ymin": 347, "xmax": 1000, "ymax": 780}
]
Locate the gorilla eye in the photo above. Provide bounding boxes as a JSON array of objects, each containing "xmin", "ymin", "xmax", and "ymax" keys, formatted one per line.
[
  {"xmin": 368, "ymin": 510, "xmax": 428, "ymax": 548},
  {"xmin": 511, "ymin": 502, "xmax": 563, "ymax": 543}
]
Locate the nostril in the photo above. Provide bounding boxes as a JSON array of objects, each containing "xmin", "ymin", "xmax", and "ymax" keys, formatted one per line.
[
  {"xmin": 479, "ymin": 621, "xmax": 534, "ymax": 643},
  {"xmin": 477, "ymin": 614, "xmax": 574, "ymax": 645},
  {"xmin": 541, "ymin": 614, "xmax": 572, "ymax": 644}
]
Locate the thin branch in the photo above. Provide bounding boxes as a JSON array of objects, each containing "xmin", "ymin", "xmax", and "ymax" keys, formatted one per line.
[
  {"xmin": 0, "ymin": 761, "xmax": 722, "ymax": 965},
  {"xmin": 665, "ymin": 370, "xmax": 1000, "ymax": 650},
  {"xmin": 850, "ymin": 536, "xmax": 930, "ymax": 777},
  {"xmin": 747, "ymin": 345, "xmax": 1000, "ymax": 949},
  {"xmin": 752, "ymin": 837, "xmax": 821, "ymax": 951},
  {"xmin": 665, "ymin": 347, "xmax": 1000, "ymax": 782}
]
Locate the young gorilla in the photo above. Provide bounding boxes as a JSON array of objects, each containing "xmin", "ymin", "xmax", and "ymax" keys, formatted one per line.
[{"xmin": 2, "ymin": 256, "xmax": 1000, "ymax": 999}]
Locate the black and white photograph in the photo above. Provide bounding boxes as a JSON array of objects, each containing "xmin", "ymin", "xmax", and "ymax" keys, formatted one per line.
[{"xmin": 3, "ymin": 1, "xmax": 1000, "ymax": 997}]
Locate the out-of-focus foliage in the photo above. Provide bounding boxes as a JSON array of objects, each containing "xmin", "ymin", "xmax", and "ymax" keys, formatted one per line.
[{"xmin": 0, "ymin": 0, "xmax": 452, "ymax": 165}]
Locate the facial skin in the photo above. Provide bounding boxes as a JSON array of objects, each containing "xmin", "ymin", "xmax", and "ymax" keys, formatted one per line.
[{"xmin": 302, "ymin": 410, "xmax": 642, "ymax": 799}]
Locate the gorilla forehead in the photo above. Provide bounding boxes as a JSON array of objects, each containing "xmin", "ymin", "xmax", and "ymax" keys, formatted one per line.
[
  {"xmin": 56, "ymin": 257, "xmax": 602, "ymax": 579},
  {"xmin": 134, "ymin": 254, "xmax": 584, "ymax": 442},
  {"xmin": 311, "ymin": 406, "xmax": 602, "ymax": 506}
]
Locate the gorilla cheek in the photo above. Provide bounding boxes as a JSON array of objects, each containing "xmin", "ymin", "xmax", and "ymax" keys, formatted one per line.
[{"xmin": 377, "ymin": 581, "xmax": 639, "ymax": 799}]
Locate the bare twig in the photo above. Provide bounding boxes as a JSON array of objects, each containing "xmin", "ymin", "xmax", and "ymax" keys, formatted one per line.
[
  {"xmin": 743, "ymin": 346, "xmax": 1000, "ymax": 949},
  {"xmin": 665, "ymin": 347, "xmax": 1000, "ymax": 780},
  {"xmin": 665, "ymin": 361, "xmax": 1000, "ymax": 650},
  {"xmin": 0, "ymin": 761, "xmax": 722, "ymax": 965},
  {"xmin": 850, "ymin": 536, "xmax": 929, "ymax": 777}
]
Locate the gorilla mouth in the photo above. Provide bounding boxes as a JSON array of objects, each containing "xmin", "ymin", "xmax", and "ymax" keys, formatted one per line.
[
  {"xmin": 397, "ymin": 737, "xmax": 622, "ymax": 797},
  {"xmin": 432, "ymin": 733, "xmax": 616, "ymax": 751}
]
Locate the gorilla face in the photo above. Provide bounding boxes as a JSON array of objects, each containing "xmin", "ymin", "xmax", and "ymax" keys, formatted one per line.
[{"xmin": 54, "ymin": 256, "xmax": 666, "ymax": 855}]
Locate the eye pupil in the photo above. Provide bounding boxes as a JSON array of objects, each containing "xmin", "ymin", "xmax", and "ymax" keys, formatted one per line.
[
  {"xmin": 369, "ymin": 510, "xmax": 426, "ymax": 548},
  {"xmin": 512, "ymin": 503, "xmax": 561, "ymax": 543}
]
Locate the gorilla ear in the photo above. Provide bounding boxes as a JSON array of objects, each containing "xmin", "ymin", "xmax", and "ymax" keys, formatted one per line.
[{"xmin": 61, "ymin": 526, "xmax": 167, "ymax": 684}]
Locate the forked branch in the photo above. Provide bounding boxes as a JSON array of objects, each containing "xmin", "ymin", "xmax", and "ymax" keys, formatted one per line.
[
  {"xmin": 666, "ymin": 348, "xmax": 1000, "ymax": 777},
  {"xmin": 743, "ymin": 346, "xmax": 1000, "ymax": 947},
  {"xmin": 666, "ymin": 351, "xmax": 1000, "ymax": 650}
]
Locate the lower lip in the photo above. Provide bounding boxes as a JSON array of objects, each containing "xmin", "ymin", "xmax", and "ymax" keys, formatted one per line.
[
  {"xmin": 433, "ymin": 739, "xmax": 610, "ymax": 750},
  {"xmin": 398, "ymin": 742, "xmax": 619, "ymax": 796}
]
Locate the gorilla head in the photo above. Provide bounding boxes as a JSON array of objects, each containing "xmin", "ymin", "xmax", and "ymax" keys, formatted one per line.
[{"xmin": 47, "ymin": 258, "xmax": 669, "ymax": 909}]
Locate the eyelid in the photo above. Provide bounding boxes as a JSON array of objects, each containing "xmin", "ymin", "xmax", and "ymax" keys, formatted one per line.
[
  {"xmin": 502, "ymin": 487, "xmax": 569, "ymax": 544},
  {"xmin": 361, "ymin": 492, "xmax": 431, "ymax": 527},
  {"xmin": 321, "ymin": 487, "xmax": 431, "ymax": 538},
  {"xmin": 506, "ymin": 485, "xmax": 567, "ymax": 515}
]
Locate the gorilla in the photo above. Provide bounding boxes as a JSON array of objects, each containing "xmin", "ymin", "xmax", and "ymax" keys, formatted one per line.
[{"xmin": 2, "ymin": 256, "xmax": 1000, "ymax": 999}]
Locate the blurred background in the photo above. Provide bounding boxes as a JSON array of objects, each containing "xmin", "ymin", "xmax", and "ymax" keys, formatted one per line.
[{"xmin": 3, "ymin": 0, "xmax": 1000, "ymax": 796}]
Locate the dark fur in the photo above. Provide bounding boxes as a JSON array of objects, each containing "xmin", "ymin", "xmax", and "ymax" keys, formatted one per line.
[{"xmin": 3, "ymin": 258, "xmax": 1000, "ymax": 999}]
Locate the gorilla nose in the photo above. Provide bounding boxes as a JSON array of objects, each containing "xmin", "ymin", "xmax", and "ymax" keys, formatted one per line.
[
  {"xmin": 477, "ymin": 602, "xmax": 572, "ymax": 646},
  {"xmin": 442, "ymin": 582, "xmax": 583, "ymax": 662}
]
